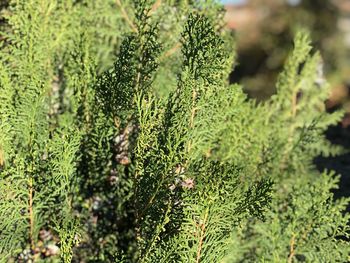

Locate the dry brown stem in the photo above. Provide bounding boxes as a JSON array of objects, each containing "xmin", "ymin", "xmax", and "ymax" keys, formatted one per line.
[{"xmin": 116, "ymin": 0, "xmax": 138, "ymax": 33}]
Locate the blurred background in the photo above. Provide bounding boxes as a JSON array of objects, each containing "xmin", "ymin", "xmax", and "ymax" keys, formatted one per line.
[
  {"xmin": 222, "ymin": 0, "xmax": 350, "ymax": 198},
  {"xmin": 224, "ymin": 0, "xmax": 350, "ymax": 104}
]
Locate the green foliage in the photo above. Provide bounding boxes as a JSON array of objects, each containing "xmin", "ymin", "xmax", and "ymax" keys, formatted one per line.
[
  {"xmin": 230, "ymin": 172, "xmax": 350, "ymax": 263},
  {"xmin": 0, "ymin": 0, "xmax": 349, "ymax": 262},
  {"xmin": 225, "ymin": 30, "xmax": 350, "ymax": 263}
]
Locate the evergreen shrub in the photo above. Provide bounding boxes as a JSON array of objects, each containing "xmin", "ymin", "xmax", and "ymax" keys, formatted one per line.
[{"xmin": 0, "ymin": 0, "xmax": 349, "ymax": 262}]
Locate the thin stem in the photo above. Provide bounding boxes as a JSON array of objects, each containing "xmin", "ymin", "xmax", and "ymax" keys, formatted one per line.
[
  {"xmin": 138, "ymin": 159, "xmax": 174, "ymax": 220},
  {"xmin": 116, "ymin": 0, "xmax": 138, "ymax": 33},
  {"xmin": 150, "ymin": 0, "xmax": 162, "ymax": 14},
  {"xmin": 196, "ymin": 209, "xmax": 209, "ymax": 263},
  {"xmin": 160, "ymin": 42, "xmax": 181, "ymax": 61},
  {"xmin": 186, "ymin": 89, "xmax": 197, "ymax": 154},
  {"xmin": 28, "ymin": 124, "xmax": 36, "ymax": 250},
  {"xmin": 280, "ymin": 90, "xmax": 298, "ymax": 170},
  {"xmin": 141, "ymin": 199, "xmax": 172, "ymax": 262},
  {"xmin": 29, "ymin": 177, "xmax": 34, "ymax": 250},
  {"xmin": 133, "ymin": 49, "xmax": 145, "ymax": 244},
  {"xmin": 190, "ymin": 89, "xmax": 197, "ymax": 129},
  {"xmin": 287, "ymin": 233, "xmax": 296, "ymax": 263},
  {"xmin": 291, "ymin": 90, "xmax": 297, "ymax": 118},
  {"xmin": 0, "ymin": 146, "xmax": 4, "ymax": 167}
]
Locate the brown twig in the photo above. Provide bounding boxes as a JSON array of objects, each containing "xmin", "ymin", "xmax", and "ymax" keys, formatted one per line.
[
  {"xmin": 116, "ymin": 0, "xmax": 138, "ymax": 33},
  {"xmin": 0, "ymin": 146, "xmax": 4, "ymax": 167},
  {"xmin": 196, "ymin": 210, "xmax": 209, "ymax": 263},
  {"xmin": 160, "ymin": 42, "xmax": 181, "ymax": 61},
  {"xmin": 287, "ymin": 233, "xmax": 296, "ymax": 263},
  {"xmin": 150, "ymin": 0, "xmax": 162, "ymax": 14},
  {"xmin": 29, "ymin": 177, "xmax": 34, "ymax": 250}
]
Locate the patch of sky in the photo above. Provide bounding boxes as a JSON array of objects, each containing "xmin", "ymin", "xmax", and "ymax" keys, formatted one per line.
[
  {"xmin": 286, "ymin": 0, "xmax": 301, "ymax": 6},
  {"xmin": 220, "ymin": 0, "xmax": 301, "ymax": 5},
  {"xmin": 220, "ymin": 0, "xmax": 247, "ymax": 5}
]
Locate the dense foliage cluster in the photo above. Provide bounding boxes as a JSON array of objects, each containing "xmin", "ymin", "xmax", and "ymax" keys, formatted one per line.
[{"xmin": 0, "ymin": 0, "xmax": 349, "ymax": 262}]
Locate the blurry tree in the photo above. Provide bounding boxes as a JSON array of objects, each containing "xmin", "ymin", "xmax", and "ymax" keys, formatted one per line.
[{"xmin": 228, "ymin": 0, "xmax": 350, "ymax": 102}]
